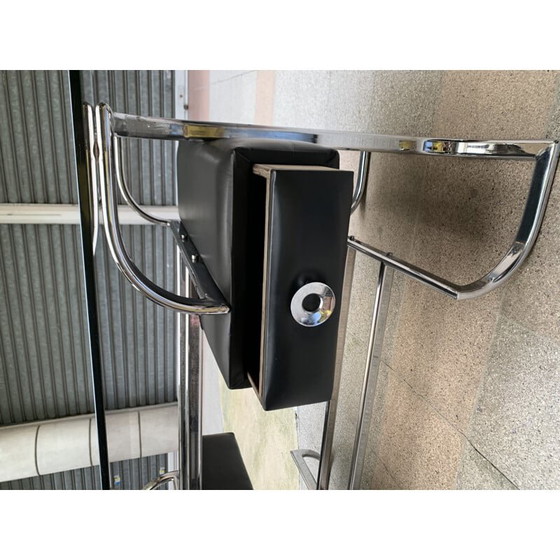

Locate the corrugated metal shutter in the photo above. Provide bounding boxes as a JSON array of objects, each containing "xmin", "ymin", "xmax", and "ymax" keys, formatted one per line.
[{"xmin": 0, "ymin": 70, "xmax": 179, "ymax": 489}]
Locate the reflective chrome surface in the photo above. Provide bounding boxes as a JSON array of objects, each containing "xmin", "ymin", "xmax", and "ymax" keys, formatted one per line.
[
  {"xmin": 290, "ymin": 282, "xmax": 336, "ymax": 327},
  {"xmin": 113, "ymin": 135, "xmax": 171, "ymax": 227},
  {"xmin": 107, "ymin": 106, "xmax": 560, "ymax": 305},
  {"xmin": 83, "ymin": 103, "xmax": 100, "ymax": 253},
  {"xmin": 348, "ymin": 262, "xmax": 393, "ymax": 490},
  {"xmin": 175, "ymin": 253, "xmax": 203, "ymax": 490},
  {"xmin": 112, "ymin": 111, "xmax": 553, "ymax": 160},
  {"xmin": 351, "ymin": 151, "xmax": 371, "ymax": 213},
  {"xmin": 290, "ymin": 449, "xmax": 321, "ymax": 490},
  {"xmin": 88, "ymin": 103, "xmax": 560, "ymax": 493},
  {"xmin": 348, "ymin": 142, "xmax": 559, "ymax": 301},
  {"xmin": 93, "ymin": 103, "xmax": 229, "ymax": 315},
  {"xmin": 143, "ymin": 470, "xmax": 179, "ymax": 490}
]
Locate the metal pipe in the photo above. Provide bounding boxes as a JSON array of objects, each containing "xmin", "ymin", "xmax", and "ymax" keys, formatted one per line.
[
  {"xmin": 113, "ymin": 135, "xmax": 171, "ymax": 226},
  {"xmin": 95, "ymin": 103, "xmax": 229, "ymax": 315},
  {"xmin": 351, "ymin": 151, "xmax": 371, "ymax": 213},
  {"xmin": 186, "ymin": 277, "xmax": 203, "ymax": 489},
  {"xmin": 175, "ymin": 247, "xmax": 187, "ymax": 489},
  {"xmin": 290, "ymin": 449, "xmax": 321, "ymax": 490},
  {"xmin": 315, "ymin": 247, "xmax": 356, "ymax": 490},
  {"xmin": 143, "ymin": 470, "xmax": 179, "ymax": 490},
  {"xmin": 347, "ymin": 142, "xmax": 559, "ymax": 301},
  {"xmin": 69, "ymin": 74, "xmax": 111, "ymax": 490},
  {"xmin": 348, "ymin": 262, "xmax": 394, "ymax": 489},
  {"xmin": 84, "ymin": 103, "xmax": 99, "ymax": 252},
  {"xmin": 175, "ymin": 249, "xmax": 203, "ymax": 490}
]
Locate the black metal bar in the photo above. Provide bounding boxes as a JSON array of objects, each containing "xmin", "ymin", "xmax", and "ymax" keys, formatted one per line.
[{"xmin": 68, "ymin": 70, "xmax": 111, "ymax": 489}]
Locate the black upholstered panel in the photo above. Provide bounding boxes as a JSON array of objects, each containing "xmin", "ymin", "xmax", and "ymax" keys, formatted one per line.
[
  {"xmin": 202, "ymin": 433, "xmax": 252, "ymax": 490},
  {"xmin": 257, "ymin": 167, "xmax": 353, "ymax": 409},
  {"xmin": 177, "ymin": 139, "xmax": 341, "ymax": 392}
]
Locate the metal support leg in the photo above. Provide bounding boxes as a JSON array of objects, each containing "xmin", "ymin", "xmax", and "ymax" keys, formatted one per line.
[
  {"xmin": 315, "ymin": 247, "xmax": 356, "ymax": 490},
  {"xmin": 348, "ymin": 262, "xmax": 393, "ymax": 489},
  {"xmin": 175, "ymin": 247, "xmax": 203, "ymax": 489}
]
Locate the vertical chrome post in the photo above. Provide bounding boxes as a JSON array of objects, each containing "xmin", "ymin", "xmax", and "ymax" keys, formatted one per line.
[
  {"xmin": 316, "ymin": 247, "xmax": 356, "ymax": 490},
  {"xmin": 348, "ymin": 262, "xmax": 393, "ymax": 489},
  {"xmin": 186, "ymin": 278, "xmax": 203, "ymax": 490},
  {"xmin": 175, "ymin": 248, "xmax": 203, "ymax": 489}
]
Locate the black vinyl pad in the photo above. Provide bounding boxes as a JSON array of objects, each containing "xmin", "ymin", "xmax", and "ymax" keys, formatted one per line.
[
  {"xmin": 202, "ymin": 433, "xmax": 252, "ymax": 490},
  {"xmin": 177, "ymin": 138, "xmax": 352, "ymax": 409}
]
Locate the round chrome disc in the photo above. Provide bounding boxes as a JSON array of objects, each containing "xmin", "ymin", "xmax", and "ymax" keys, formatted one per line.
[{"xmin": 290, "ymin": 282, "xmax": 336, "ymax": 327}]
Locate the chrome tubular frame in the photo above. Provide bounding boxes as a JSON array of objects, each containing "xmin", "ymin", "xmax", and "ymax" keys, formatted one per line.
[
  {"xmin": 143, "ymin": 470, "xmax": 179, "ymax": 490},
  {"xmin": 85, "ymin": 102, "xmax": 559, "ymax": 491},
  {"xmin": 93, "ymin": 103, "xmax": 229, "ymax": 315}
]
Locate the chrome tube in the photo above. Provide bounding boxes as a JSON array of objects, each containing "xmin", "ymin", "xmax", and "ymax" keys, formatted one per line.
[
  {"xmin": 83, "ymin": 103, "xmax": 100, "ymax": 253},
  {"xmin": 290, "ymin": 449, "xmax": 321, "ymax": 490},
  {"xmin": 351, "ymin": 151, "xmax": 371, "ymax": 213},
  {"xmin": 175, "ymin": 249, "xmax": 203, "ymax": 490},
  {"xmin": 185, "ymin": 275, "xmax": 203, "ymax": 489},
  {"xmin": 113, "ymin": 135, "xmax": 171, "ymax": 227},
  {"xmin": 175, "ymin": 247, "xmax": 187, "ymax": 489},
  {"xmin": 348, "ymin": 238, "xmax": 460, "ymax": 298},
  {"xmin": 347, "ymin": 142, "xmax": 560, "ymax": 301},
  {"xmin": 95, "ymin": 103, "xmax": 229, "ymax": 314},
  {"xmin": 348, "ymin": 263, "xmax": 393, "ymax": 489},
  {"xmin": 316, "ymin": 247, "xmax": 356, "ymax": 490},
  {"xmin": 143, "ymin": 470, "xmax": 179, "ymax": 490},
  {"xmin": 111, "ymin": 111, "xmax": 553, "ymax": 160}
]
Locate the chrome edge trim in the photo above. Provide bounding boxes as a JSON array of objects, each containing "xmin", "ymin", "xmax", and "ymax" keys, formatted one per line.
[{"xmin": 112, "ymin": 111, "xmax": 553, "ymax": 160}]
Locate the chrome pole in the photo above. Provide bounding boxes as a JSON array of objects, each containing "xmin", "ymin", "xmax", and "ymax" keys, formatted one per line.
[
  {"xmin": 316, "ymin": 247, "xmax": 356, "ymax": 490},
  {"xmin": 348, "ymin": 261, "xmax": 393, "ymax": 490},
  {"xmin": 186, "ymin": 278, "xmax": 203, "ymax": 490},
  {"xmin": 175, "ymin": 247, "xmax": 203, "ymax": 490},
  {"xmin": 350, "ymin": 151, "xmax": 371, "ymax": 213},
  {"xmin": 175, "ymin": 247, "xmax": 186, "ymax": 488}
]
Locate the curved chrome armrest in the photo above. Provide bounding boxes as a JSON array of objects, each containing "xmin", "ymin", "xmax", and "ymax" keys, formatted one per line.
[
  {"xmin": 90, "ymin": 102, "xmax": 229, "ymax": 315},
  {"xmin": 348, "ymin": 139, "xmax": 560, "ymax": 300}
]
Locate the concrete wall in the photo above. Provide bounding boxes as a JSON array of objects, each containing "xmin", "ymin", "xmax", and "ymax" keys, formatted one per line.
[{"xmin": 192, "ymin": 70, "xmax": 560, "ymax": 490}]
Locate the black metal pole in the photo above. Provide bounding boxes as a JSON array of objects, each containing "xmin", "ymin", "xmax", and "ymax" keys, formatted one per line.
[{"xmin": 68, "ymin": 70, "xmax": 111, "ymax": 489}]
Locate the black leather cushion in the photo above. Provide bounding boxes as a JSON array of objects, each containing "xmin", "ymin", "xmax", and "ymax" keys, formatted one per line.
[
  {"xmin": 254, "ymin": 167, "xmax": 353, "ymax": 410},
  {"xmin": 202, "ymin": 433, "xmax": 252, "ymax": 490},
  {"xmin": 177, "ymin": 138, "xmax": 341, "ymax": 391}
]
